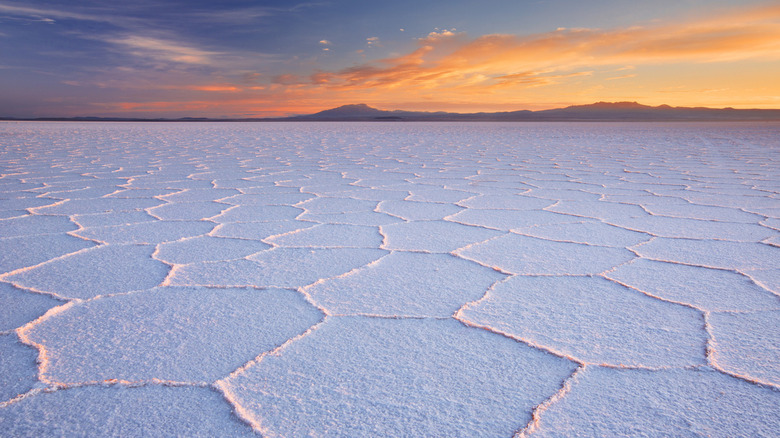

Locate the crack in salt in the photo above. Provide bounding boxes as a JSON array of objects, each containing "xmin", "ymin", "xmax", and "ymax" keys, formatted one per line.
[
  {"xmin": 514, "ymin": 365, "xmax": 586, "ymax": 438},
  {"xmin": 702, "ymin": 311, "xmax": 780, "ymax": 391}
]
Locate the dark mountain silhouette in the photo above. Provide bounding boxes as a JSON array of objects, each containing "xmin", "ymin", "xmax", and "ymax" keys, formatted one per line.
[
  {"xmin": 531, "ymin": 101, "xmax": 779, "ymax": 121},
  {"xmin": 305, "ymin": 103, "xmax": 388, "ymax": 118},
  {"xmin": 296, "ymin": 103, "xmax": 451, "ymax": 120},
  {"xmin": 293, "ymin": 102, "xmax": 780, "ymax": 121}
]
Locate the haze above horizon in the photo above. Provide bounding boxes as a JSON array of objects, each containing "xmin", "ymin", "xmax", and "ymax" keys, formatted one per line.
[{"xmin": 1, "ymin": 0, "xmax": 779, "ymax": 119}]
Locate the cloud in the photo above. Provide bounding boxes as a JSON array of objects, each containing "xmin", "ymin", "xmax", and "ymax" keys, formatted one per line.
[
  {"xmin": 0, "ymin": 2, "xmax": 316, "ymax": 27},
  {"xmin": 106, "ymin": 35, "xmax": 220, "ymax": 65},
  {"xmin": 298, "ymin": 4, "xmax": 780, "ymax": 95},
  {"xmin": 186, "ymin": 85, "xmax": 240, "ymax": 92},
  {"xmin": 180, "ymin": 2, "xmax": 325, "ymax": 26},
  {"xmin": 241, "ymin": 72, "xmax": 262, "ymax": 83},
  {"xmin": 492, "ymin": 70, "xmax": 593, "ymax": 88},
  {"xmin": 422, "ymin": 29, "xmax": 458, "ymax": 40},
  {"xmin": 366, "ymin": 37, "xmax": 381, "ymax": 47},
  {"xmin": 0, "ymin": 2, "xmax": 108, "ymax": 22},
  {"xmin": 310, "ymin": 72, "xmax": 333, "ymax": 84},
  {"xmin": 0, "ymin": 2, "xmax": 236, "ymax": 69},
  {"xmin": 272, "ymin": 74, "xmax": 304, "ymax": 85},
  {"xmin": 606, "ymin": 74, "xmax": 637, "ymax": 81},
  {"xmin": 184, "ymin": 6, "xmax": 274, "ymax": 24}
]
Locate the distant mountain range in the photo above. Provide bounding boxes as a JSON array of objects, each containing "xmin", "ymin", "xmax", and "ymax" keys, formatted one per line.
[
  {"xmin": 294, "ymin": 102, "xmax": 780, "ymax": 121},
  {"xmin": 4, "ymin": 102, "xmax": 780, "ymax": 122}
]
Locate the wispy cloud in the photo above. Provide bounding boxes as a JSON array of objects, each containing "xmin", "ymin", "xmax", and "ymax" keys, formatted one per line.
[
  {"xmin": 183, "ymin": 6, "xmax": 274, "ymax": 24},
  {"xmin": 606, "ymin": 74, "xmax": 636, "ymax": 81},
  {"xmin": 106, "ymin": 35, "xmax": 220, "ymax": 65},
  {"xmin": 0, "ymin": 1, "xmax": 317, "ymax": 26},
  {"xmin": 0, "ymin": 2, "xmax": 102, "ymax": 22},
  {"xmin": 492, "ymin": 70, "xmax": 593, "ymax": 88},
  {"xmin": 178, "ymin": 85, "xmax": 240, "ymax": 92},
  {"xmin": 1, "ymin": 2, "xmax": 225, "ymax": 68}
]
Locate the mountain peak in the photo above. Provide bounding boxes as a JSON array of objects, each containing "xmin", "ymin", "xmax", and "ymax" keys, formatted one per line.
[
  {"xmin": 305, "ymin": 103, "xmax": 384, "ymax": 118},
  {"xmin": 342, "ymin": 103, "xmax": 373, "ymax": 109},
  {"xmin": 569, "ymin": 101, "xmax": 650, "ymax": 110}
]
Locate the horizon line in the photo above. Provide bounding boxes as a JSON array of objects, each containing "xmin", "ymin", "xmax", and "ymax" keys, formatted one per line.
[{"xmin": 4, "ymin": 101, "xmax": 780, "ymax": 122}]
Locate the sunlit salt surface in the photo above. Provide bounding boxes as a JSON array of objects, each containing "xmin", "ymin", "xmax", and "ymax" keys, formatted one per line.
[{"xmin": 1, "ymin": 121, "xmax": 778, "ymax": 437}]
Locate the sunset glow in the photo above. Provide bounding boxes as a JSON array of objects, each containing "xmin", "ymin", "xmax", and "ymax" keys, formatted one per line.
[{"xmin": 1, "ymin": 0, "xmax": 779, "ymax": 118}]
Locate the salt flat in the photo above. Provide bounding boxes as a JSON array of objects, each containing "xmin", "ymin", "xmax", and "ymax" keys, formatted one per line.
[{"xmin": 0, "ymin": 121, "xmax": 778, "ymax": 437}]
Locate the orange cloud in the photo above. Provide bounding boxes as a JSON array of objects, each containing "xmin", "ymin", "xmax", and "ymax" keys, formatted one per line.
[
  {"xmin": 491, "ymin": 70, "xmax": 593, "ymax": 88},
  {"xmin": 605, "ymin": 74, "xmax": 637, "ymax": 81},
  {"xmin": 309, "ymin": 4, "xmax": 780, "ymax": 95},
  {"xmin": 188, "ymin": 85, "xmax": 240, "ymax": 92}
]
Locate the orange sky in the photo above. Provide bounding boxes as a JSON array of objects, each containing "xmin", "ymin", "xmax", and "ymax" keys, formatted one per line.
[
  {"xmin": 139, "ymin": 4, "xmax": 780, "ymax": 116},
  {"xmin": 2, "ymin": 1, "xmax": 780, "ymax": 117}
]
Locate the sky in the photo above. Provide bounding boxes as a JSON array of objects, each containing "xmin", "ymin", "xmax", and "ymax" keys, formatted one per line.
[{"xmin": 1, "ymin": 0, "xmax": 779, "ymax": 118}]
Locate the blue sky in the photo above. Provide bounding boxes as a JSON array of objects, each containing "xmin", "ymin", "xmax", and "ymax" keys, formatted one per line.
[{"xmin": 1, "ymin": 0, "xmax": 778, "ymax": 117}]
